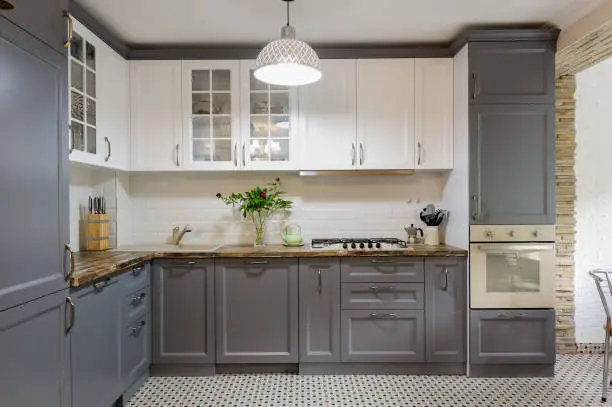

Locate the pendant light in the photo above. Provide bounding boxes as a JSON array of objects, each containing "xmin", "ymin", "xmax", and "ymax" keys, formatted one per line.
[
  {"xmin": 254, "ymin": 0, "xmax": 322, "ymax": 87},
  {"xmin": 0, "ymin": 0, "xmax": 14, "ymax": 10}
]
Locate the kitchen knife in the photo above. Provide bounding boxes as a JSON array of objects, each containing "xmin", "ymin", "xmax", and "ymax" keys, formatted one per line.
[
  {"xmin": 101, "ymin": 196, "xmax": 105, "ymax": 214},
  {"xmin": 89, "ymin": 196, "xmax": 92, "ymax": 215}
]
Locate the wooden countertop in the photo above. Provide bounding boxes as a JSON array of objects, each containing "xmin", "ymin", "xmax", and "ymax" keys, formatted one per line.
[{"xmin": 70, "ymin": 244, "xmax": 467, "ymax": 287}]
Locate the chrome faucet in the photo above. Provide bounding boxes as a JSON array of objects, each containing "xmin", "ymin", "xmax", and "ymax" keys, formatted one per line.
[{"xmin": 172, "ymin": 225, "xmax": 192, "ymax": 246}]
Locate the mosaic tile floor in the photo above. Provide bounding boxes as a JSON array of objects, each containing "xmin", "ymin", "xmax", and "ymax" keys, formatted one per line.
[{"xmin": 127, "ymin": 355, "xmax": 610, "ymax": 406}]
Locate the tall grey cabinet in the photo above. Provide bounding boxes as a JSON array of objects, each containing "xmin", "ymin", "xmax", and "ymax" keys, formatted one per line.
[{"xmin": 215, "ymin": 258, "xmax": 299, "ymax": 364}]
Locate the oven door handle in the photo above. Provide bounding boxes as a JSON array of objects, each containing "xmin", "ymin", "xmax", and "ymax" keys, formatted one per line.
[{"xmin": 476, "ymin": 244, "xmax": 553, "ymax": 252}]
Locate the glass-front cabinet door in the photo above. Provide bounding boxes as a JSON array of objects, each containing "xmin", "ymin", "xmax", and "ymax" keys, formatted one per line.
[
  {"xmin": 69, "ymin": 31, "xmax": 99, "ymax": 164},
  {"xmin": 240, "ymin": 60, "xmax": 298, "ymax": 170},
  {"xmin": 182, "ymin": 61, "xmax": 240, "ymax": 170}
]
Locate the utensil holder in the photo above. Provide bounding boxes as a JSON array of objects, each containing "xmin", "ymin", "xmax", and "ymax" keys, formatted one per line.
[
  {"xmin": 425, "ymin": 226, "xmax": 440, "ymax": 246},
  {"xmin": 85, "ymin": 214, "xmax": 110, "ymax": 251}
]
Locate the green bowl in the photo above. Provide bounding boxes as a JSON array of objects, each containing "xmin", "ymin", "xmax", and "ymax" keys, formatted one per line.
[{"xmin": 282, "ymin": 234, "xmax": 303, "ymax": 245}]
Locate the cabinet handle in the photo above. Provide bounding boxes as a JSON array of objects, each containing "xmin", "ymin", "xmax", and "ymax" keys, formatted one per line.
[
  {"xmin": 351, "ymin": 143, "xmax": 355, "ymax": 166},
  {"xmin": 369, "ymin": 313, "xmax": 397, "ymax": 319},
  {"xmin": 131, "ymin": 293, "xmax": 146, "ymax": 305},
  {"xmin": 175, "ymin": 144, "xmax": 180, "ymax": 167},
  {"xmin": 369, "ymin": 285, "xmax": 395, "ymax": 292},
  {"xmin": 131, "ymin": 320, "xmax": 146, "ymax": 336},
  {"xmin": 63, "ymin": 11, "xmax": 73, "ymax": 49},
  {"xmin": 93, "ymin": 278, "xmax": 110, "ymax": 290},
  {"xmin": 359, "ymin": 143, "xmax": 364, "ymax": 166},
  {"xmin": 64, "ymin": 243, "xmax": 73, "ymax": 279},
  {"xmin": 234, "ymin": 144, "xmax": 238, "ymax": 167},
  {"xmin": 498, "ymin": 312, "xmax": 527, "ymax": 319},
  {"xmin": 65, "ymin": 296, "xmax": 76, "ymax": 334},
  {"xmin": 248, "ymin": 260, "xmax": 268, "ymax": 265},
  {"xmin": 417, "ymin": 142, "xmax": 422, "ymax": 166},
  {"xmin": 317, "ymin": 269, "xmax": 322, "ymax": 296},
  {"xmin": 242, "ymin": 143, "xmax": 246, "ymax": 166},
  {"xmin": 471, "ymin": 73, "xmax": 480, "ymax": 100},
  {"xmin": 471, "ymin": 194, "xmax": 480, "ymax": 221},
  {"xmin": 104, "ymin": 137, "xmax": 111, "ymax": 162},
  {"xmin": 442, "ymin": 267, "xmax": 449, "ymax": 291},
  {"xmin": 132, "ymin": 265, "xmax": 144, "ymax": 275},
  {"xmin": 186, "ymin": 261, "xmax": 197, "ymax": 265},
  {"xmin": 370, "ymin": 259, "xmax": 394, "ymax": 264}
]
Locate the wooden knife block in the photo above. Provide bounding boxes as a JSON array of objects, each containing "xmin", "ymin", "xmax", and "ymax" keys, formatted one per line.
[{"xmin": 85, "ymin": 214, "xmax": 110, "ymax": 251}]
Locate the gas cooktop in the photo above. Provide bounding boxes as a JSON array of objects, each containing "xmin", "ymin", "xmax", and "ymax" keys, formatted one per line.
[{"xmin": 311, "ymin": 238, "xmax": 408, "ymax": 250}]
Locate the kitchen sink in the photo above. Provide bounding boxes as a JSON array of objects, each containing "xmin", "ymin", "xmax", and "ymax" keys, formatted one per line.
[{"xmin": 110, "ymin": 244, "xmax": 223, "ymax": 253}]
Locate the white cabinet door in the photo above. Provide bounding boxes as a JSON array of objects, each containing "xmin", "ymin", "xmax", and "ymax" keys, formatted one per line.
[
  {"xmin": 356, "ymin": 59, "xmax": 415, "ymax": 170},
  {"xmin": 130, "ymin": 60, "xmax": 183, "ymax": 171},
  {"xmin": 415, "ymin": 59, "xmax": 453, "ymax": 169},
  {"xmin": 240, "ymin": 60, "xmax": 299, "ymax": 171},
  {"xmin": 181, "ymin": 61, "xmax": 240, "ymax": 171},
  {"xmin": 298, "ymin": 60, "xmax": 357, "ymax": 170}
]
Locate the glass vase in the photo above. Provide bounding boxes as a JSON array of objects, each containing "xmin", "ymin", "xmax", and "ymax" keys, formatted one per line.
[{"xmin": 252, "ymin": 212, "xmax": 267, "ymax": 247}]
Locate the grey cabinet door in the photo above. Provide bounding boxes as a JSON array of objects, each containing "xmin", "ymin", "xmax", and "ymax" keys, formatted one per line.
[
  {"xmin": 122, "ymin": 312, "xmax": 150, "ymax": 388},
  {"xmin": 152, "ymin": 259, "xmax": 215, "ymax": 364},
  {"xmin": 299, "ymin": 259, "xmax": 341, "ymax": 363},
  {"xmin": 341, "ymin": 258, "xmax": 425, "ymax": 283},
  {"xmin": 469, "ymin": 42, "xmax": 555, "ymax": 104},
  {"xmin": 216, "ymin": 258, "xmax": 299, "ymax": 364},
  {"xmin": 342, "ymin": 282, "xmax": 424, "ymax": 310},
  {"xmin": 470, "ymin": 104, "xmax": 555, "ymax": 224},
  {"xmin": 470, "ymin": 309, "xmax": 555, "ymax": 364},
  {"xmin": 0, "ymin": 0, "xmax": 68, "ymax": 54},
  {"xmin": 425, "ymin": 258, "xmax": 466, "ymax": 363},
  {"xmin": 341, "ymin": 309, "xmax": 425, "ymax": 362},
  {"xmin": 0, "ymin": 18, "xmax": 69, "ymax": 311},
  {"xmin": 71, "ymin": 278, "xmax": 123, "ymax": 407},
  {"xmin": 0, "ymin": 289, "xmax": 70, "ymax": 407}
]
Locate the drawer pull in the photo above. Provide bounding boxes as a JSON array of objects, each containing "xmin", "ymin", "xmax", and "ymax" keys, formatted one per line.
[
  {"xmin": 186, "ymin": 261, "xmax": 197, "ymax": 265},
  {"xmin": 131, "ymin": 293, "xmax": 146, "ymax": 305},
  {"xmin": 65, "ymin": 296, "xmax": 76, "ymax": 334},
  {"xmin": 93, "ymin": 278, "xmax": 110, "ymax": 290},
  {"xmin": 131, "ymin": 320, "xmax": 146, "ymax": 336},
  {"xmin": 132, "ymin": 265, "xmax": 144, "ymax": 276},
  {"xmin": 368, "ymin": 313, "xmax": 397, "ymax": 319},
  {"xmin": 248, "ymin": 260, "xmax": 268, "ymax": 265},
  {"xmin": 498, "ymin": 313, "xmax": 527, "ymax": 319},
  {"xmin": 369, "ymin": 285, "xmax": 395, "ymax": 292},
  {"xmin": 370, "ymin": 259, "xmax": 394, "ymax": 264},
  {"xmin": 442, "ymin": 268, "xmax": 449, "ymax": 291}
]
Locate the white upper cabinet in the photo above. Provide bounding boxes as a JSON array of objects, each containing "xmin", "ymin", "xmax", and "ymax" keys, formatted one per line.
[
  {"xmin": 181, "ymin": 61, "xmax": 240, "ymax": 171},
  {"xmin": 130, "ymin": 60, "xmax": 182, "ymax": 171},
  {"xmin": 298, "ymin": 60, "xmax": 357, "ymax": 170},
  {"xmin": 414, "ymin": 59, "xmax": 453, "ymax": 169},
  {"xmin": 240, "ymin": 60, "xmax": 299, "ymax": 170},
  {"xmin": 356, "ymin": 59, "xmax": 415, "ymax": 170}
]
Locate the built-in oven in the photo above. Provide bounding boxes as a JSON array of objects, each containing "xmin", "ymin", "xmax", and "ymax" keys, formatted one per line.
[{"xmin": 470, "ymin": 225, "xmax": 555, "ymax": 309}]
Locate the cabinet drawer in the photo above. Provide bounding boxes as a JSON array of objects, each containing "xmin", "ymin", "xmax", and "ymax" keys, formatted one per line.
[
  {"xmin": 122, "ymin": 312, "xmax": 150, "ymax": 386},
  {"xmin": 123, "ymin": 286, "xmax": 150, "ymax": 321},
  {"xmin": 342, "ymin": 283, "xmax": 424, "ymax": 310},
  {"xmin": 341, "ymin": 309, "xmax": 425, "ymax": 362},
  {"xmin": 470, "ymin": 309, "xmax": 555, "ymax": 365},
  {"xmin": 121, "ymin": 263, "xmax": 149, "ymax": 293},
  {"xmin": 341, "ymin": 258, "xmax": 424, "ymax": 283}
]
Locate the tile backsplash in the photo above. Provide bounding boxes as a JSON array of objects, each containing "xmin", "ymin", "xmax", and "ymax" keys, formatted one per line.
[{"xmin": 128, "ymin": 172, "xmax": 446, "ymax": 246}]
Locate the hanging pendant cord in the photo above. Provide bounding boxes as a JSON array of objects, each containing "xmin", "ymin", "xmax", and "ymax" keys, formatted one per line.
[{"xmin": 286, "ymin": 1, "xmax": 290, "ymax": 26}]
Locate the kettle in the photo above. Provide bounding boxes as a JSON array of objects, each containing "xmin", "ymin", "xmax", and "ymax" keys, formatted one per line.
[
  {"xmin": 404, "ymin": 224, "xmax": 424, "ymax": 244},
  {"xmin": 281, "ymin": 223, "xmax": 303, "ymax": 246}
]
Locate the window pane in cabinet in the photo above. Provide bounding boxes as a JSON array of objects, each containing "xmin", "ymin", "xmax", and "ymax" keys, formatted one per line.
[
  {"xmin": 71, "ymin": 61, "xmax": 83, "ymax": 92},
  {"xmin": 192, "ymin": 117, "xmax": 211, "ymax": 139},
  {"xmin": 193, "ymin": 139, "xmax": 212, "ymax": 162},
  {"xmin": 250, "ymin": 70, "xmax": 267, "ymax": 91},
  {"xmin": 270, "ymin": 93, "xmax": 289, "ymax": 115},
  {"xmin": 86, "ymin": 98, "xmax": 96, "ymax": 126},
  {"xmin": 211, "ymin": 70, "xmax": 231, "ymax": 91},
  {"xmin": 70, "ymin": 33, "xmax": 84, "ymax": 61},
  {"xmin": 86, "ymin": 126, "xmax": 96, "ymax": 154},
  {"xmin": 250, "ymin": 92, "xmax": 269, "ymax": 115},
  {"xmin": 71, "ymin": 121, "xmax": 84, "ymax": 151},
  {"xmin": 86, "ymin": 70, "xmax": 96, "ymax": 98},
  {"xmin": 86, "ymin": 42, "xmax": 95, "ymax": 70},
  {"xmin": 212, "ymin": 116, "xmax": 231, "ymax": 139},
  {"xmin": 71, "ymin": 91, "xmax": 84, "ymax": 121},
  {"xmin": 270, "ymin": 139, "xmax": 289, "ymax": 161},
  {"xmin": 212, "ymin": 93, "xmax": 231, "ymax": 115},
  {"xmin": 249, "ymin": 139, "xmax": 269, "ymax": 161},
  {"xmin": 250, "ymin": 116, "xmax": 269, "ymax": 138},
  {"xmin": 270, "ymin": 83, "xmax": 289, "ymax": 91},
  {"xmin": 192, "ymin": 94, "xmax": 211, "ymax": 115},
  {"xmin": 271, "ymin": 116, "xmax": 290, "ymax": 138},
  {"xmin": 192, "ymin": 70, "xmax": 210, "ymax": 91},
  {"xmin": 212, "ymin": 139, "xmax": 232, "ymax": 161}
]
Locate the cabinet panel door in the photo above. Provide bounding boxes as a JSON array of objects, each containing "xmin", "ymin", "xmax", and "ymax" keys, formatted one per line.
[
  {"xmin": 357, "ymin": 59, "xmax": 415, "ymax": 169},
  {"xmin": 130, "ymin": 60, "xmax": 183, "ymax": 171},
  {"xmin": 216, "ymin": 258, "xmax": 298, "ymax": 363},
  {"xmin": 152, "ymin": 259, "xmax": 215, "ymax": 364},
  {"xmin": 0, "ymin": 0, "xmax": 68, "ymax": 54},
  {"xmin": 415, "ymin": 58, "xmax": 454, "ymax": 169},
  {"xmin": 425, "ymin": 258, "xmax": 466, "ymax": 363},
  {"xmin": 470, "ymin": 104, "xmax": 555, "ymax": 224},
  {"xmin": 341, "ymin": 257, "xmax": 424, "ymax": 283},
  {"xmin": 122, "ymin": 312, "xmax": 150, "ymax": 388},
  {"xmin": 470, "ymin": 42, "xmax": 555, "ymax": 104},
  {"xmin": 299, "ymin": 259, "xmax": 341, "ymax": 363},
  {"xmin": 341, "ymin": 309, "xmax": 425, "ymax": 362},
  {"xmin": 0, "ymin": 290, "xmax": 70, "ymax": 407},
  {"xmin": 0, "ymin": 19, "xmax": 69, "ymax": 311},
  {"xmin": 299, "ymin": 59, "xmax": 356, "ymax": 170},
  {"xmin": 342, "ymin": 283, "xmax": 424, "ymax": 310},
  {"xmin": 470, "ymin": 309, "xmax": 555, "ymax": 364}
]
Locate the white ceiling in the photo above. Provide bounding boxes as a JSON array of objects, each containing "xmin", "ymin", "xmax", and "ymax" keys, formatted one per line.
[{"xmin": 77, "ymin": 0, "xmax": 604, "ymax": 45}]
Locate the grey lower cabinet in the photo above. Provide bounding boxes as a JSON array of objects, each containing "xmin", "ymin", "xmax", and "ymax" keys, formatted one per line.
[
  {"xmin": 469, "ymin": 104, "xmax": 555, "ymax": 224},
  {"xmin": 299, "ymin": 259, "xmax": 341, "ymax": 363},
  {"xmin": 470, "ymin": 309, "xmax": 556, "ymax": 364},
  {"xmin": 425, "ymin": 258, "xmax": 466, "ymax": 363},
  {"xmin": 152, "ymin": 259, "xmax": 215, "ymax": 364},
  {"xmin": 0, "ymin": 289, "xmax": 70, "ymax": 407},
  {"xmin": 216, "ymin": 258, "xmax": 299, "ymax": 364}
]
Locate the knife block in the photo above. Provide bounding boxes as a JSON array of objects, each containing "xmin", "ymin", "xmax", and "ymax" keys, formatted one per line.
[{"xmin": 85, "ymin": 214, "xmax": 110, "ymax": 251}]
